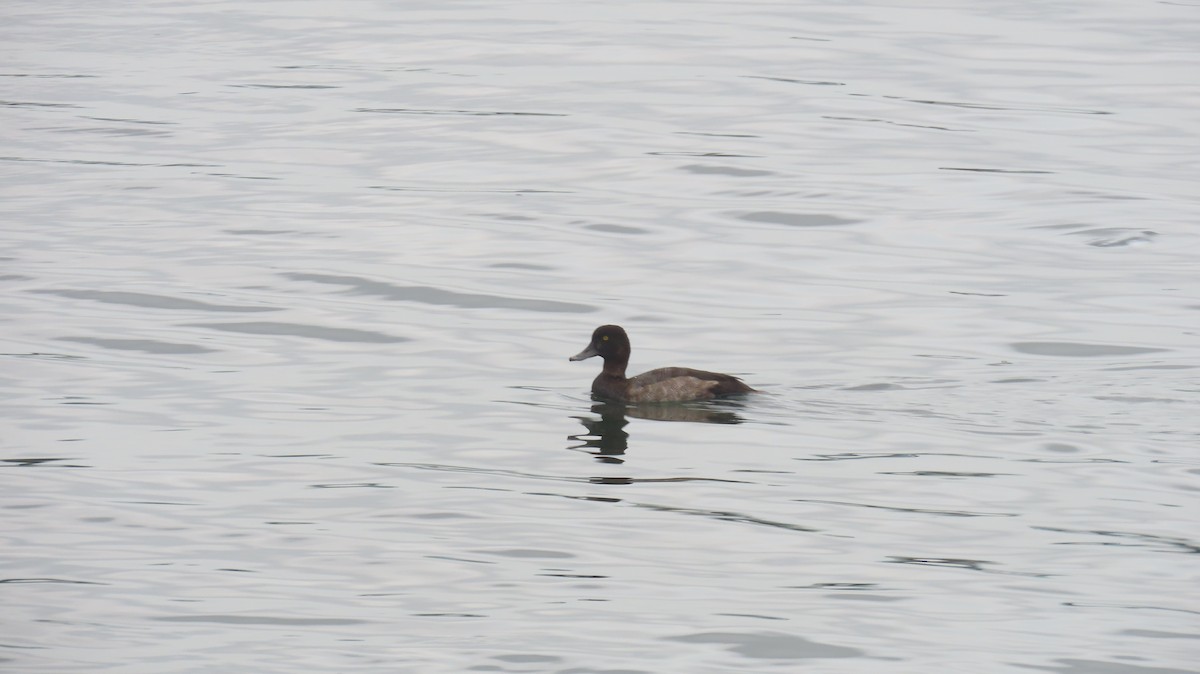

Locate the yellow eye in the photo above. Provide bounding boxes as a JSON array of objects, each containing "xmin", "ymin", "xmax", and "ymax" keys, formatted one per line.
[{"xmin": 602, "ymin": 335, "xmax": 609, "ymax": 341}]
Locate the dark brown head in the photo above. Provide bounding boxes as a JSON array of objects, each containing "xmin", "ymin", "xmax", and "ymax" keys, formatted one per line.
[{"xmin": 569, "ymin": 325, "xmax": 631, "ymax": 375}]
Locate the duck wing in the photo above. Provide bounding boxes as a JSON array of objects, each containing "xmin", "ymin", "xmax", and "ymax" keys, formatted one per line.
[{"xmin": 627, "ymin": 367, "xmax": 754, "ymax": 402}]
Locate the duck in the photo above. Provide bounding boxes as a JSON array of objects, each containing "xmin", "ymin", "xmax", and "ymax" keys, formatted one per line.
[{"xmin": 569, "ymin": 324, "xmax": 757, "ymax": 403}]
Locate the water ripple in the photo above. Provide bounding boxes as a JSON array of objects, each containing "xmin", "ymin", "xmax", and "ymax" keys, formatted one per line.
[
  {"xmin": 284, "ymin": 272, "xmax": 595, "ymax": 313},
  {"xmin": 30, "ymin": 289, "xmax": 279, "ymax": 313},
  {"xmin": 184, "ymin": 321, "xmax": 407, "ymax": 343}
]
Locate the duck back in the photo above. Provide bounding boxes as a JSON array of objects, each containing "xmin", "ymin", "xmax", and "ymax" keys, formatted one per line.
[{"xmin": 621, "ymin": 367, "xmax": 754, "ymax": 403}]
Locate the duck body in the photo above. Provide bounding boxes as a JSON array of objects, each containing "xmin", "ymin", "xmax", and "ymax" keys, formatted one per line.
[{"xmin": 570, "ymin": 325, "xmax": 756, "ymax": 403}]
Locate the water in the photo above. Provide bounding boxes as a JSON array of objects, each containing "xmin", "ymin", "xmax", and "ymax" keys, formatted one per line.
[{"xmin": 4, "ymin": 1, "xmax": 1199, "ymax": 672}]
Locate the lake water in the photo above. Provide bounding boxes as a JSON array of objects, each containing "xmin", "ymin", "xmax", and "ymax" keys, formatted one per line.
[{"xmin": 4, "ymin": 1, "xmax": 1199, "ymax": 672}]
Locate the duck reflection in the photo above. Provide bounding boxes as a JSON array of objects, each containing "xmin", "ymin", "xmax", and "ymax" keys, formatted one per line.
[{"xmin": 568, "ymin": 399, "xmax": 746, "ymax": 463}]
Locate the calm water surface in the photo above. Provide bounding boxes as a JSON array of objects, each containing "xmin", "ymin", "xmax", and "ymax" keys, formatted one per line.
[{"xmin": 3, "ymin": 1, "xmax": 1199, "ymax": 672}]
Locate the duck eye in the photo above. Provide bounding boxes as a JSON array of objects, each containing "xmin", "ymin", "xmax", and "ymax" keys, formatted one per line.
[{"xmin": 601, "ymin": 335, "xmax": 609, "ymax": 341}]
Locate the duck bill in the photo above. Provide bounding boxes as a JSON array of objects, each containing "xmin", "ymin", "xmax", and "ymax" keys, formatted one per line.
[{"xmin": 569, "ymin": 344, "xmax": 598, "ymax": 361}]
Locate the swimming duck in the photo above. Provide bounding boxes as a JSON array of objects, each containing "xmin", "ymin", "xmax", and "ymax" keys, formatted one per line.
[{"xmin": 569, "ymin": 324, "xmax": 756, "ymax": 403}]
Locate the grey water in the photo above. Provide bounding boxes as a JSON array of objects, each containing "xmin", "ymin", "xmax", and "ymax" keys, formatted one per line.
[{"xmin": 3, "ymin": 1, "xmax": 1199, "ymax": 672}]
